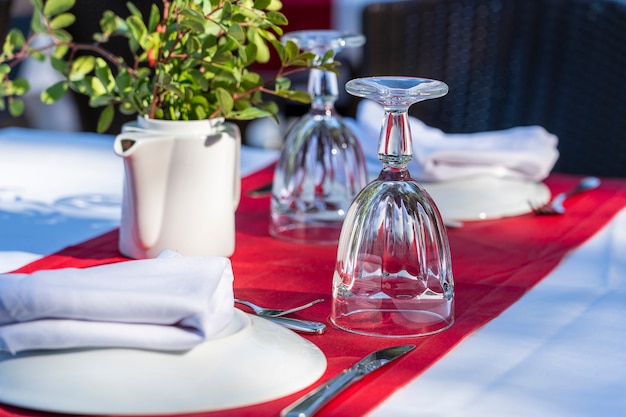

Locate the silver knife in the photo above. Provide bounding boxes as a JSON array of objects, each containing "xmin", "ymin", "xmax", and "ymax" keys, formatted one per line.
[
  {"xmin": 264, "ymin": 315, "xmax": 326, "ymax": 335},
  {"xmin": 280, "ymin": 344, "xmax": 415, "ymax": 417}
]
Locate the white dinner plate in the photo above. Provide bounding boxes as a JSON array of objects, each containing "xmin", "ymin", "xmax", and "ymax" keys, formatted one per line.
[
  {"xmin": 421, "ymin": 176, "xmax": 551, "ymax": 221},
  {"xmin": 0, "ymin": 309, "xmax": 327, "ymax": 415}
]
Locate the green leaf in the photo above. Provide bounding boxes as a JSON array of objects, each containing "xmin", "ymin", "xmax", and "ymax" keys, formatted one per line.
[
  {"xmin": 184, "ymin": 36, "xmax": 202, "ymax": 58},
  {"xmin": 8, "ymin": 98, "xmax": 25, "ymax": 116},
  {"xmin": 69, "ymin": 55, "xmax": 95, "ymax": 81},
  {"xmin": 41, "ymin": 80, "xmax": 68, "ymax": 103},
  {"xmin": 284, "ymin": 39, "xmax": 299, "ymax": 61},
  {"xmin": 242, "ymin": 43, "xmax": 258, "ymax": 66},
  {"xmin": 275, "ymin": 89, "xmax": 311, "ymax": 104},
  {"xmin": 252, "ymin": 31, "xmax": 270, "ymax": 63},
  {"xmin": 216, "ymin": 87, "xmax": 234, "ymax": 114},
  {"xmin": 49, "ymin": 12, "xmax": 75, "ymax": 29},
  {"xmin": 241, "ymin": 71, "xmax": 263, "ymax": 88},
  {"xmin": 69, "ymin": 77, "xmax": 92, "ymax": 95},
  {"xmin": 97, "ymin": 104, "xmax": 114, "ymax": 133},
  {"xmin": 115, "ymin": 69, "xmax": 132, "ymax": 92},
  {"xmin": 50, "ymin": 56, "xmax": 68, "ymax": 73},
  {"xmin": 94, "ymin": 58, "xmax": 114, "ymax": 88},
  {"xmin": 230, "ymin": 106, "xmax": 272, "ymax": 120},
  {"xmin": 10, "ymin": 78, "xmax": 30, "ymax": 95},
  {"xmin": 265, "ymin": 11, "xmax": 288, "ymax": 26},
  {"xmin": 254, "ymin": 0, "xmax": 272, "ymax": 9},
  {"xmin": 3, "ymin": 29, "xmax": 26, "ymax": 55},
  {"xmin": 271, "ymin": 39, "xmax": 285, "ymax": 62},
  {"xmin": 51, "ymin": 28, "xmax": 73, "ymax": 42},
  {"xmin": 89, "ymin": 94, "xmax": 113, "ymax": 107},
  {"xmin": 180, "ymin": 9, "xmax": 206, "ymax": 33},
  {"xmin": 30, "ymin": 9, "xmax": 46, "ymax": 32},
  {"xmin": 227, "ymin": 23, "xmax": 245, "ymax": 43},
  {"xmin": 230, "ymin": 12, "xmax": 247, "ymax": 23},
  {"xmin": 222, "ymin": 0, "xmax": 232, "ymax": 18},
  {"xmin": 321, "ymin": 50, "xmax": 334, "ymax": 64},
  {"xmin": 29, "ymin": 51, "xmax": 46, "ymax": 62},
  {"xmin": 188, "ymin": 69, "xmax": 209, "ymax": 91},
  {"xmin": 274, "ymin": 76, "xmax": 291, "ymax": 91},
  {"xmin": 147, "ymin": 4, "xmax": 160, "ymax": 32},
  {"xmin": 126, "ymin": 15, "xmax": 147, "ymax": 46},
  {"xmin": 99, "ymin": 11, "xmax": 118, "ymax": 35},
  {"xmin": 52, "ymin": 44, "xmax": 69, "ymax": 59},
  {"xmin": 88, "ymin": 76, "xmax": 107, "ymax": 96},
  {"xmin": 266, "ymin": 0, "xmax": 282, "ymax": 11},
  {"xmin": 43, "ymin": 0, "xmax": 76, "ymax": 17},
  {"xmin": 190, "ymin": 95, "xmax": 209, "ymax": 119},
  {"xmin": 180, "ymin": 18, "xmax": 205, "ymax": 34},
  {"xmin": 258, "ymin": 101, "xmax": 279, "ymax": 115},
  {"xmin": 126, "ymin": 2, "xmax": 143, "ymax": 18},
  {"xmin": 163, "ymin": 84, "xmax": 184, "ymax": 99},
  {"xmin": 0, "ymin": 64, "xmax": 11, "ymax": 76}
]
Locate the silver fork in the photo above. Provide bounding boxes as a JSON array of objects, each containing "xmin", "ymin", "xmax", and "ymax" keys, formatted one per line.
[
  {"xmin": 235, "ymin": 299, "xmax": 326, "ymax": 334},
  {"xmin": 530, "ymin": 176, "xmax": 600, "ymax": 215},
  {"xmin": 234, "ymin": 298, "xmax": 324, "ymax": 317}
]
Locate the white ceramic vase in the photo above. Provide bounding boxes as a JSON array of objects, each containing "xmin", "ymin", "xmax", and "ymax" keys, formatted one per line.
[{"xmin": 114, "ymin": 116, "xmax": 241, "ymax": 259}]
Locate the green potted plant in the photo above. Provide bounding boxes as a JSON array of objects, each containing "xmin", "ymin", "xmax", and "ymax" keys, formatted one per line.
[
  {"xmin": 0, "ymin": 0, "xmax": 335, "ymax": 258},
  {"xmin": 0, "ymin": 0, "xmax": 333, "ymax": 129}
]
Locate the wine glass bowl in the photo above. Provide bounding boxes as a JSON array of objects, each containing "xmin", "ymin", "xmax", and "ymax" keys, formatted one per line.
[
  {"xmin": 330, "ymin": 76, "xmax": 454, "ymax": 337},
  {"xmin": 269, "ymin": 31, "xmax": 368, "ymax": 245}
]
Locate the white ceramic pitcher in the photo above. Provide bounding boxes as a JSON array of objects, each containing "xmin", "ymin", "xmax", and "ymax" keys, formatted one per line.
[{"xmin": 114, "ymin": 117, "xmax": 241, "ymax": 259}]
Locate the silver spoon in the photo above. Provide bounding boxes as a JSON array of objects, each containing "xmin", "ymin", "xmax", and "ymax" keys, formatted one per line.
[
  {"xmin": 530, "ymin": 176, "xmax": 600, "ymax": 215},
  {"xmin": 234, "ymin": 298, "xmax": 323, "ymax": 317}
]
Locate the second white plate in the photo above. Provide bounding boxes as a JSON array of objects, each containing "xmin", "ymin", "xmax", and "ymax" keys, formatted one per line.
[{"xmin": 421, "ymin": 176, "xmax": 551, "ymax": 221}]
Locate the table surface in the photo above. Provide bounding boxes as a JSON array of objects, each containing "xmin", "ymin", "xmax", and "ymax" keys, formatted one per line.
[{"xmin": 1, "ymin": 127, "xmax": 625, "ymax": 417}]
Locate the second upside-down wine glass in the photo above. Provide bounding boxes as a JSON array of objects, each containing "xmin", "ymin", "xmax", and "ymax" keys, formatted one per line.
[
  {"xmin": 269, "ymin": 30, "xmax": 368, "ymax": 245},
  {"xmin": 331, "ymin": 76, "xmax": 454, "ymax": 337}
]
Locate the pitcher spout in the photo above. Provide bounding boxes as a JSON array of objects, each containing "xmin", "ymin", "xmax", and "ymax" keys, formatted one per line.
[{"xmin": 114, "ymin": 133, "xmax": 175, "ymax": 257}]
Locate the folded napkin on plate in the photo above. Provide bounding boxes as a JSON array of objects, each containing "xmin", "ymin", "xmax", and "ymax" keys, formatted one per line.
[
  {"xmin": 347, "ymin": 100, "xmax": 559, "ymax": 182},
  {"xmin": 0, "ymin": 250, "xmax": 234, "ymax": 354}
]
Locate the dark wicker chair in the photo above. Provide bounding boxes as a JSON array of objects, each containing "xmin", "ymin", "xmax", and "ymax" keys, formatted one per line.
[
  {"xmin": 1, "ymin": 0, "xmax": 13, "ymax": 42},
  {"xmin": 360, "ymin": 0, "xmax": 626, "ymax": 177}
]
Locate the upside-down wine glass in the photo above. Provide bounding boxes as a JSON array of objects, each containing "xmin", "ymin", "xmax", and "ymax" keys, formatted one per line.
[
  {"xmin": 331, "ymin": 76, "xmax": 454, "ymax": 337},
  {"xmin": 269, "ymin": 30, "xmax": 368, "ymax": 244}
]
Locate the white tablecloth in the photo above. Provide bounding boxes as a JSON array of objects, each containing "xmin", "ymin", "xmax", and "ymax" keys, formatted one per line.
[
  {"xmin": 1, "ymin": 127, "xmax": 624, "ymax": 416},
  {"xmin": 369, "ymin": 204, "xmax": 626, "ymax": 417}
]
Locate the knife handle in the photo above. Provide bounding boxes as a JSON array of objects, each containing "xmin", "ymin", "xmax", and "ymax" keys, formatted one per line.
[
  {"xmin": 265, "ymin": 316, "xmax": 326, "ymax": 335},
  {"xmin": 280, "ymin": 369, "xmax": 360, "ymax": 417}
]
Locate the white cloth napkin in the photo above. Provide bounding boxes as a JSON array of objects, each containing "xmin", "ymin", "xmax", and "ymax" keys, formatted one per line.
[
  {"xmin": 348, "ymin": 100, "xmax": 560, "ymax": 182},
  {"xmin": 0, "ymin": 250, "xmax": 234, "ymax": 354}
]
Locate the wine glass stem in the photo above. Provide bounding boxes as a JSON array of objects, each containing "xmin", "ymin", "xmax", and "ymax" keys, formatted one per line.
[
  {"xmin": 308, "ymin": 68, "xmax": 338, "ymax": 111},
  {"xmin": 379, "ymin": 109, "xmax": 413, "ymax": 169}
]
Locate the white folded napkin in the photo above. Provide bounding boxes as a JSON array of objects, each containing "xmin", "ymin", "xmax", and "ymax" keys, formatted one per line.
[
  {"xmin": 0, "ymin": 250, "xmax": 234, "ymax": 354},
  {"xmin": 348, "ymin": 100, "xmax": 559, "ymax": 182}
]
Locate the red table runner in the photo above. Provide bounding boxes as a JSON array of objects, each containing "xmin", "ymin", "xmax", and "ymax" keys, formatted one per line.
[{"xmin": 4, "ymin": 167, "xmax": 626, "ymax": 417}]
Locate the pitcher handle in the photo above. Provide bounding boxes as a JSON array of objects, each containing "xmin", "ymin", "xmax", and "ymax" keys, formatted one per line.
[{"xmin": 233, "ymin": 128, "xmax": 241, "ymax": 210}]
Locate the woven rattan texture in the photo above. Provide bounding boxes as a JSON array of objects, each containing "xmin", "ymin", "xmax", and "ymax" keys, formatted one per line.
[{"xmin": 360, "ymin": 0, "xmax": 626, "ymax": 177}]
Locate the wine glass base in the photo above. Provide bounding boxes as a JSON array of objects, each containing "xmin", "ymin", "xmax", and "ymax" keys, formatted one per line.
[
  {"xmin": 330, "ymin": 299, "xmax": 454, "ymax": 337},
  {"xmin": 269, "ymin": 218, "xmax": 343, "ymax": 245}
]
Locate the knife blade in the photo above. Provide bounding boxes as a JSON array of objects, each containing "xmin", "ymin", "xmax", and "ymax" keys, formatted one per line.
[{"xmin": 280, "ymin": 344, "xmax": 415, "ymax": 417}]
